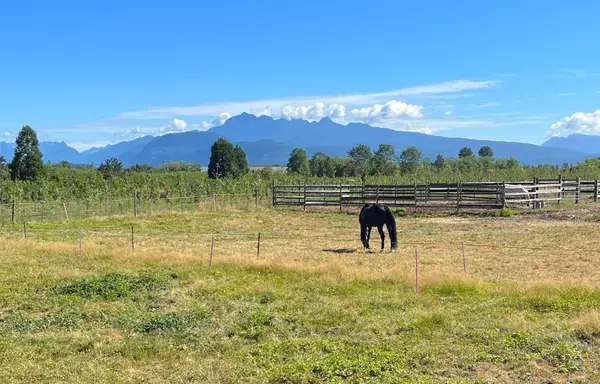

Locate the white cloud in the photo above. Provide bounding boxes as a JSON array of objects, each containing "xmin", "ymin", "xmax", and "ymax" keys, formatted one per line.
[
  {"xmin": 349, "ymin": 100, "xmax": 423, "ymax": 122},
  {"xmin": 171, "ymin": 118, "xmax": 188, "ymax": 131},
  {"xmin": 113, "ymin": 79, "xmax": 499, "ymax": 120},
  {"xmin": 444, "ymin": 111, "xmax": 453, "ymax": 116},
  {"xmin": 280, "ymin": 103, "xmax": 347, "ymax": 121},
  {"xmin": 200, "ymin": 112, "xmax": 232, "ymax": 129},
  {"xmin": 1, "ymin": 132, "xmax": 11, "ymax": 137},
  {"xmin": 549, "ymin": 110, "xmax": 600, "ymax": 136}
]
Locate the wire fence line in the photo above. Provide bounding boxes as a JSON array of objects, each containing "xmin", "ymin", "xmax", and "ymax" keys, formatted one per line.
[{"xmin": 3, "ymin": 225, "xmax": 600, "ymax": 258}]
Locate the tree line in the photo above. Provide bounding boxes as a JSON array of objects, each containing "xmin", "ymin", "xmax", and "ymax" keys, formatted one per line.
[{"xmin": 284, "ymin": 143, "xmax": 517, "ymax": 178}]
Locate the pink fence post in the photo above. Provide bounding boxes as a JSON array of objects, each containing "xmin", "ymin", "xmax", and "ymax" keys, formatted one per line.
[
  {"xmin": 462, "ymin": 242, "xmax": 466, "ymax": 274},
  {"xmin": 79, "ymin": 230, "xmax": 83, "ymax": 259},
  {"xmin": 415, "ymin": 248, "xmax": 419, "ymax": 294},
  {"xmin": 209, "ymin": 235, "xmax": 214, "ymax": 267}
]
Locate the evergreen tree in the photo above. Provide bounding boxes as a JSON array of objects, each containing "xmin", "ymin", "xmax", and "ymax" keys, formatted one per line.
[
  {"xmin": 9, "ymin": 125, "xmax": 44, "ymax": 181},
  {"xmin": 399, "ymin": 146, "xmax": 423, "ymax": 174},
  {"xmin": 458, "ymin": 146, "xmax": 474, "ymax": 158},
  {"xmin": 433, "ymin": 153, "xmax": 445, "ymax": 171},
  {"xmin": 208, "ymin": 138, "xmax": 236, "ymax": 179},
  {"xmin": 233, "ymin": 145, "xmax": 249, "ymax": 177},
  {"xmin": 478, "ymin": 146, "xmax": 494, "ymax": 157}
]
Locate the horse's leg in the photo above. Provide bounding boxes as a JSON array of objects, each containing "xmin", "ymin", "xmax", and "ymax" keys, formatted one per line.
[
  {"xmin": 378, "ymin": 225, "xmax": 385, "ymax": 252},
  {"xmin": 367, "ymin": 227, "xmax": 372, "ymax": 249},
  {"xmin": 360, "ymin": 224, "xmax": 368, "ymax": 249}
]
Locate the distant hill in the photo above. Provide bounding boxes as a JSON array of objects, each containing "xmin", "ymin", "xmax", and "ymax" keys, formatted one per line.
[
  {"xmin": 542, "ymin": 134, "xmax": 600, "ymax": 156},
  {"xmin": 1, "ymin": 114, "xmax": 597, "ymax": 167},
  {"xmin": 80, "ymin": 135, "xmax": 155, "ymax": 165}
]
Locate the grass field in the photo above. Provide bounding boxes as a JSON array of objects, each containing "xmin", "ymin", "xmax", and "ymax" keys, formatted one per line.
[{"xmin": 1, "ymin": 205, "xmax": 600, "ymax": 383}]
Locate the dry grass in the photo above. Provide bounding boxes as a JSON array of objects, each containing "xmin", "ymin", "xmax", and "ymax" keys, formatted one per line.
[
  {"xmin": 6, "ymin": 205, "xmax": 600, "ymax": 287},
  {"xmin": 1, "ymin": 205, "xmax": 600, "ymax": 383}
]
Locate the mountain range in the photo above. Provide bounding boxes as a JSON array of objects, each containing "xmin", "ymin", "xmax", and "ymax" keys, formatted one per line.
[{"xmin": 0, "ymin": 113, "xmax": 595, "ymax": 167}]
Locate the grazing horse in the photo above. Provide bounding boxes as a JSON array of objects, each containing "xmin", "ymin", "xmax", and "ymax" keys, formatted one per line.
[{"xmin": 359, "ymin": 203, "xmax": 398, "ymax": 251}]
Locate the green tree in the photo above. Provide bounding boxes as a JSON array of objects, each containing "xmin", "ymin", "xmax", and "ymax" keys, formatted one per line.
[
  {"xmin": 331, "ymin": 156, "xmax": 348, "ymax": 177},
  {"xmin": 9, "ymin": 125, "xmax": 44, "ymax": 181},
  {"xmin": 208, "ymin": 138, "xmax": 236, "ymax": 179},
  {"xmin": 0, "ymin": 155, "xmax": 7, "ymax": 179},
  {"xmin": 399, "ymin": 146, "xmax": 423, "ymax": 174},
  {"xmin": 98, "ymin": 157, "xmax": 123, "ymax": 180},
  {"xmin": 130, "ymin": 163, "xmax": 153, "ymax": 172},
  {"xmin": 478, "ymin": 146, "xmax": 494, "ymax": 158},
  {"xmin": 433, "ymin": 153, "xmax": 445, "ymax": 171},
  {"xmin": 55, "ymin": 160, "xmax": 72, "ymax": 168},
  {"xmin": 348, "ymin": 144, "xmax": 372, "ymax": 177},
  {"xmin": 287, "ymin": 148, "xmax": 310, "ymax": 175},
  {"xmin": 371, "ymin": 144, "xmax": 397, "ymax": 176},
  {"xmin": 458, "ymin": 146, "xmax": 474, "ymax": 158},
  {"xmin": 233, "ymin": 145, "xmax": 249, "ymax": 177},
  {"xmin": 309, "ymin": 152, "xmax": 334, "ymax": 177}
]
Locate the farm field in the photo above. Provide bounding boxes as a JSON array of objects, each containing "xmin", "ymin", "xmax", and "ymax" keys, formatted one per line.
[{"xmin": 1, "ymin": 205, "xmax": 600, "ymax": 383}]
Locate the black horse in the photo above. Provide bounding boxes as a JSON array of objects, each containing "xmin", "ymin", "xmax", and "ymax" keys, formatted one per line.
[{"xmin": 359, "ymin": 203, "xmax": 398, "ymax": 251}]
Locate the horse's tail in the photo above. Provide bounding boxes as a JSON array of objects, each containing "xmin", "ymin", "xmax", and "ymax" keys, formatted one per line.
[{"xmin": 384, "ymin": 205, "xmax": 398, "ymax": 249}]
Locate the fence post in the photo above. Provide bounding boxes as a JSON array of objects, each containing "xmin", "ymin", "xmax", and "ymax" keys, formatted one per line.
[
  {"xmin": 413, "ymin": 183, "xmax": 417, "ymax": 206},
  {"xmin": 133, "ymin": 192, "xmax": 138, "ymax": 217},
  {"xmin": 594, "ymin": 180, "xmax": 598, "ymax": 203},
  {"xmin": 79, "ymin": 230, "xmax": 83, "ymax": 259},
  {"xmin": 339, "ymin": 183, "xmax": 343, "ymax": 211},
  {"xmin": 558, "ymin": 175, "xmax": 563, "ymax": 205},
  {"xmin": 303, "ymin": 181, "xmax": 307, "ymax": 211},
  {"xmin": 63, "ymin": 202, "xmax": 69, "ymax": 221},
  {"xmin": 11, "ymin": 199, "xmax": 15, "ymax": 225},
  {"xmin": 456, "ymin": 182, "xmax": 461, "ymax": 210},
  {"xmin": 23, "ymin": 223, "xmax": 27, "ymax": 239},
  {"xmin": 271, "ymin": 179, "xmax": 275, "ymax": 207},
  {"xmin": 576, "ymin": 177, "xmax": 581, "ymax": 204},
  {"xmin": 501, "ymin": 181, "xmax": 506, "ymax": 208},
  {"xmin": 255, "ymin": 187, "xmax": 259, "ymax": 209},
  {"xmin": 415, "ymin": 248, "xmax": 419, "ymax": 294},
  {"xmin": 257, "ymin": 232, "xmax": 261, "ymax": 258},
  {"xmin": 209, "ymin": 235, "xmax": 214, "ymax": 267}
]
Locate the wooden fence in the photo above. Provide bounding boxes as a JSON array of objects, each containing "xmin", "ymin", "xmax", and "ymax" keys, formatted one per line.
[{"xmin": 273, "ymin": 177, "xmax": 600, "ymax": 210}]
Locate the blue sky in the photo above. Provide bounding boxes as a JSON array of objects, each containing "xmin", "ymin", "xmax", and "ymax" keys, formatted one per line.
[{"xmin": 1, "ymin": 0, "xmax": 599, "ymax": 151}]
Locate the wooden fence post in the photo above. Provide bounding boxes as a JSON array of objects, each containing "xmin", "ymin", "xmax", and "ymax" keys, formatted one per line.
[
  {"xmin": 339, "ymin": 183, "xmax": 343, "ymax": 211},
  {"xmin": 303, "ymin": 182, "xmax": 307, "ymax": 211},
  {"xmin": 415, "ymin": 248, "xmax": 419, "ymax": 294},
  {"xmin": 255, "ymin": 187, "xmax": 259, "ymax": 209},
  {"xmin": 79, "ymin": 230, "xmax": 83, "ymax": 259},
  {"xmin": 501, "ymin": 182, "xmax": 506, "ymax": 208},
  {"xmin": 209, "ymin": 235, "xmax": 214, "ymax": 267},
  {"xmin": 594, "ymin": 180, "xmax": 598, "ymax": 203},
  {"xmin": 257, "ymin": 232, "xmax": 261, "ymax": 258},
  {"xmin": 414, "ymin": 183, "xmax": 417, "ymax": 207},
  {"xmin": 456, "ymin": 182, "xmax": 462, "ymax": 210},
  {"xmin": 576, "ymin": 177, "xmax": 581, "ymax": 204},
  {"xmin": 23, "ymin": 223, "xmax": 27, "ymax": 239},
  {"xmin": 558, "ymin": 175, "xmax": 563, "ymax": 205},
  {"xmin": 271, "ymin": 179, "xmax": 275, "ymax": 207}
]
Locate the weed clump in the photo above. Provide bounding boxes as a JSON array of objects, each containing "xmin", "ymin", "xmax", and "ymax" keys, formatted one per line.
[{"xmin": 54, "ymin": 271, "xmax": 175, "ymax": 301}]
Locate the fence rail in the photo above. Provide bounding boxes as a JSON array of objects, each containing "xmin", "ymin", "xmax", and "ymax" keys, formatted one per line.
[{"xmin": 274, "ymin": 177, "xmax": 600, "ymax": 210}]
